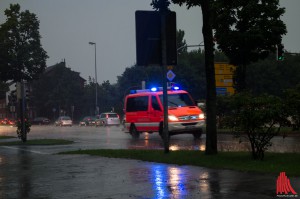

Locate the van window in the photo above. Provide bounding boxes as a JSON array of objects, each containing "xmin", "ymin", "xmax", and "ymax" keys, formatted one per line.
[
  {"xmin": 126, "ymin": 96, "xmax": 148, "ymax": 112},
  {"xmin": 159, "ymin": 93, "xmax": 194, "ymax": 107},
  {"xmin": 152, "ymin": 96, "xmax": 161, "ymax": 111}
]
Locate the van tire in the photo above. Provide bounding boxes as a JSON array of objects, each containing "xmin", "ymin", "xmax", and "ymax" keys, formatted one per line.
[
  {"xmin": 193, "ymin": 129, "xmax": 202, "ymax": 139},
  {"xmin": 130, "ymin": 124, "xmax": 140, "ymax": 139},
  {"xmin": 159, "ymin": 122, "xmax": 170, "ymax": 140},
  {"xmin": 159, "ymin": 123, "xmax": 163, "ymax": 138}
]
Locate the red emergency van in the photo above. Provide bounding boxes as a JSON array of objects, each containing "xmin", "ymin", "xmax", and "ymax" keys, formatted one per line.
[{"xmin": 124, "ymin": 87, "xmax": 205, "ymax": 139}]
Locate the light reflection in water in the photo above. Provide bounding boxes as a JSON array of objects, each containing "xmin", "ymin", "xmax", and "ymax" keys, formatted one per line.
[
  {"xmin": 198, "ymin": 172, "xmax": 210, "ymax": 193},
  {"xmin": 169, "ymin": 143, "xmax": 206, "ymax": 151},
  {"xmin": 151, "ymin": 165, "xmax": 188, "ymax": 199},
  {"xmin": 105, "ymin": 127, "xmax": 111, "ymax": 144},
  {"xmin": 144, "ymin": 133, "xmax": 149, "ymax": 147}
]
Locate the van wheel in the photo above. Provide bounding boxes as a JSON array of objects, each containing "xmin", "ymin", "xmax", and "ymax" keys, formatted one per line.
[
  {"xmin": 159, "ymin": 123, "xmax": 163, "ymax": 139},
  {"xmin": 130, "ymin": 124, "xmax": 140, "ymax": 139},
  {"xmin": 193, "ymin": 129, "xmax": 202, "ymax": 139},
  {"xmin": 159, "ymin": 123, "xmax": 170, "ymax": 140}
]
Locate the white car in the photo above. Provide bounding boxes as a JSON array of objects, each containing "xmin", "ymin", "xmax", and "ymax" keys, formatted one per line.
[
  {"xmin": 95, "ymin": 112, "xmax": 120, "ymax": 127},
  {"xmin": 55, "ymin": 116, "xmax": 73, "ymax": 127}
]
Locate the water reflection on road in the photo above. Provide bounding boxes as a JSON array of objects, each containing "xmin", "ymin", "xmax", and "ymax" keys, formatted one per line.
[
  {"xmin": 18, "ymin": 149, "xmax": 31, "ymax": 199},
  {"xmin": 127, "ymin": 132, "xmax": 300, "ymax": 153},
  {"xmin": 1, "ymin": 125, "xmax": 300, "ymax": 153}
]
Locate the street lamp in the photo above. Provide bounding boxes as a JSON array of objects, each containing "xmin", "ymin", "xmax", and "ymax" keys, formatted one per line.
[{"xmin": 88, "ymin": 41, "xmax": 98, "ymax": 115}]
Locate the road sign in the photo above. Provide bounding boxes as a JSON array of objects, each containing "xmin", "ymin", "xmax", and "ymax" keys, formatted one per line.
[
  {"xmin": 215, "ymin": 63, "xmax": 236, "ymax": 75},
  {"xmin": 135, "ymin": 11, "xmax": 177, "ymax": 66},
  {"xmin": 167, "ymin": 70, "xmax": 176, "ymax": 81},
  {"xmin": 215, "ymin": 63, "xmax": 236, "ymax": 95},
  {"xmin": 216, "ymin": 87, "xmax": 235, "ymax": 95},
  {"xmin": 167, "ymin": 65, "xmax": 174, "ymax": 70},
  {"xmin": 215, "ymin": 75, "xmax": 234, "ymax": 87}
]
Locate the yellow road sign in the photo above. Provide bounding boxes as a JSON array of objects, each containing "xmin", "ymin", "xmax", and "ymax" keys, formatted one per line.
[
  {"xmin": 215, "ymin": 75, "xmax": 234, "ymax": 87},
  {"xmin": 215, "ymin": 63, "xmax": 236, "ymax": 75}
]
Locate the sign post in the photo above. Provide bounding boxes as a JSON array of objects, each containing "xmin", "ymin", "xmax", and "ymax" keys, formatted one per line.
[{"xmin": 135, "ymin": 10, "xmax": 177, "ymax": 153}]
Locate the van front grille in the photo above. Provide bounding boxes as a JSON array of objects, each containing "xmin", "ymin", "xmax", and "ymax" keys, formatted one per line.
[{"xmin": 178, "ymin": 115, "xmax": 199, "ymax": 121}]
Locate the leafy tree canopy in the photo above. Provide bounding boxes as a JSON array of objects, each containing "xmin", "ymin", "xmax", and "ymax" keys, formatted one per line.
[
  {"xmin": 212, "ymin": 0, "xmax": 287, "ymax": 66},
  {"xmin": 0, "ymin": 4, "xmax": 48, "ymax": 82}
]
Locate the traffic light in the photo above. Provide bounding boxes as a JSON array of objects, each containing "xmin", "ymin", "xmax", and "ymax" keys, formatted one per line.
[{"xmin": 277, "ymin": 44, "xmax": 284, "ymax": 61}]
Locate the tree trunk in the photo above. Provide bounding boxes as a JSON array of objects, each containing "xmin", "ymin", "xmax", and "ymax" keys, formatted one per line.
[{"xmin": 201, "ymin": 0, "xmax": 218, "ymax": 155}]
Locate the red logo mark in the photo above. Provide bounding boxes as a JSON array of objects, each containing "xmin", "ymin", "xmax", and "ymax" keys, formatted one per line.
[{"xmin": 277, "ymin": 172, "xmax": 297, "ymax": 196}]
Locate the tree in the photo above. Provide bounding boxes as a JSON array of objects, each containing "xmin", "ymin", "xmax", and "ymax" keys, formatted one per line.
[
  {"xmin": 0, "ymin": 4, "xmax": 48, "ymax": 82},
  {"xmin": 246, "ymin": 53, "xmax": 300, "ymax": 96},
  {"xmin": 170, "ymin": 0, "xmax": 218, "ymax": 154},
  {"xmin": 212, "ymin": 0, "xmax": 287, "ymax": 91}
]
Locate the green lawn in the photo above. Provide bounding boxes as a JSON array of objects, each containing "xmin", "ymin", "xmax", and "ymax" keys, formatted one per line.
[
  {"xmin": 60, "ymin": 149, "xmax": 300, "ymax": 176},
  {"xmin": 0, "ymin": 136, "xmax": 15, "ymax": 139}
]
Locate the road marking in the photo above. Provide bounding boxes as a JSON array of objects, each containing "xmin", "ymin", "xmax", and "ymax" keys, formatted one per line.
[{"xmin": 1, "ymin": 146, "xmax": 51, "ymax": 155}]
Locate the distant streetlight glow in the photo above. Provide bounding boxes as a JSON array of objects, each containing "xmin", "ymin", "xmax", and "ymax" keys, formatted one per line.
[{"xmin": 88, "ymin": 42, "xmax": 98, "ymax": 115}]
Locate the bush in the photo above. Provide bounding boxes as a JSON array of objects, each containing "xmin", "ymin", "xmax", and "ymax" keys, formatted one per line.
[
  {"xmin": 222, "ymin": 92, "xmax": 287, "ymax": 160},
  {"xmin": 16, "ymin": 118, "xmax": 31, "ymax": 142},
  {"xmin": 284, "ymin": 85, "xmax": 300, "ymax": 131}
]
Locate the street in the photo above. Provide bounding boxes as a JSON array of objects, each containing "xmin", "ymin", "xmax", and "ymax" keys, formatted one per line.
[{"xmin": 1, "ymin": 125, "xmax": 300, "ymax": 154}]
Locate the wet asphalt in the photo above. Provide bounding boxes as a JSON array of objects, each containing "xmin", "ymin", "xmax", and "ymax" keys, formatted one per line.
[{"xmin": 1, "ymin": 126, "xmax": 300, "ymax": 198}]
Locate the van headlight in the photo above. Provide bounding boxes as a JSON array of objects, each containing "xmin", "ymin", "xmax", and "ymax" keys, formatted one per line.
[
  {"xmin": 168, "ymin": 115, "xmax": 179, "ymax": 121},
  {"xmin": 199, "ymin": 113, "xmax": 205, "ymax": 120}
]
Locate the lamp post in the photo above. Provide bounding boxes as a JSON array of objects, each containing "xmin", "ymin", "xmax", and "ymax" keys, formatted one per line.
[{"xmin": 88, "ymin": 42, "xmax": 98, "ymax": 115}]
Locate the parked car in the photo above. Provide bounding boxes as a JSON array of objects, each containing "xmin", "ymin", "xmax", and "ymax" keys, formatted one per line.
[
  {"xmin": 95, "ymin": 112, "xmax": 120, "ymax": 127},
  {"xmin": 31, "ymin": 117, "xmax": 50, "ymax": 125},
  {"xmin": 0, "ymin": 118, "xmax": 16, "ymax": 126},
  {"xmin": 55, "ymin": 116, "xmax": 73, "ymax": 127},
  {"xmin": 79, "ymin": 116, "xmax": 96, "ymax": 126}
]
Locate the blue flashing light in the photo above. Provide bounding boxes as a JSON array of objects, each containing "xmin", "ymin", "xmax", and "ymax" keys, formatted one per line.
[
  {"xmin": 129, "ymin": 90, "xmax": 137, "ymax": 94},
  {"xmin": 150, "ymin": 87, "xmax": 158, "ymax": 92},
  {"xmin": 173, "ymin": 86, "xmax": 180, "ymax": 90}
]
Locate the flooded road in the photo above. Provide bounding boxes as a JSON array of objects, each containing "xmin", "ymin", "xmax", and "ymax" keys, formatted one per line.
[
  {"xmin": 1, "ymin": 125, "xmax": 300, "ymax": 153},
  {"xmin": 1, "ymin": 125, "xmax": 300, "ymax": 199}
]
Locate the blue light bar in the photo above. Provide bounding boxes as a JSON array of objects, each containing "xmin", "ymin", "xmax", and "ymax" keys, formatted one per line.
[
  {"xmin": 173, "ymin": 86, "xmax": 180, "ymax": 90},
  {"xmin": 150, "ymin": 87, "xmax": 158, "ymax": 92}
]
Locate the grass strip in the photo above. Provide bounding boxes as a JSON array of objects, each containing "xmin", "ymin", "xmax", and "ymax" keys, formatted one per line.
[
  {"xmin": 0, "ymin": 136, "xmax": 15, "ymax": 139},
  {"xmin": 0, "ymin": 139, "xmax": 74, "ymax": 146},
  {"xmin": 60, "ymin": 149, "xmax": 300, "ymax": 176}
]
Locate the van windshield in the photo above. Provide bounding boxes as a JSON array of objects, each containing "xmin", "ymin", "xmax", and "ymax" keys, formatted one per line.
[{"xmin": 159, "ymin": 93, "xmax": 195, "ymax": 107}]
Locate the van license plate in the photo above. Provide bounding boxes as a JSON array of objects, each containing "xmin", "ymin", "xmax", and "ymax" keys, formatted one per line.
[{"xmin": 185, "ymin": 125, "xmax": 195, "ymax": 129}]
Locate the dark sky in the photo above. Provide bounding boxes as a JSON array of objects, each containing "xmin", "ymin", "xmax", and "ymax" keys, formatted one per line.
[{"xmin": 1, "ymin": 0, "xmax": 299, "ymax": 83}]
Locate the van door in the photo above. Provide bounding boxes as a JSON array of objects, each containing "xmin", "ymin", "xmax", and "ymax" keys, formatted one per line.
[
  {"xmin": 126, "ymin": 95, "xmax": 150, "ymax": 132},
  {"xmin": 149, "ymin": 95, "xmax": 162, "ymax": 132}
]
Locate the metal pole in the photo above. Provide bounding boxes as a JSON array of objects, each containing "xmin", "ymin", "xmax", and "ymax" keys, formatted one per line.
[
  {"xmin": 94, "ymin": 43, "xmax": 98, "ymax": 114},
  {"xmin": 89, "ymin": 42, "xmax": 98, "ymax": 115},
  {"xmin": 161, "ymin": 11, "xmax": 169, "ymax": 153}
]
